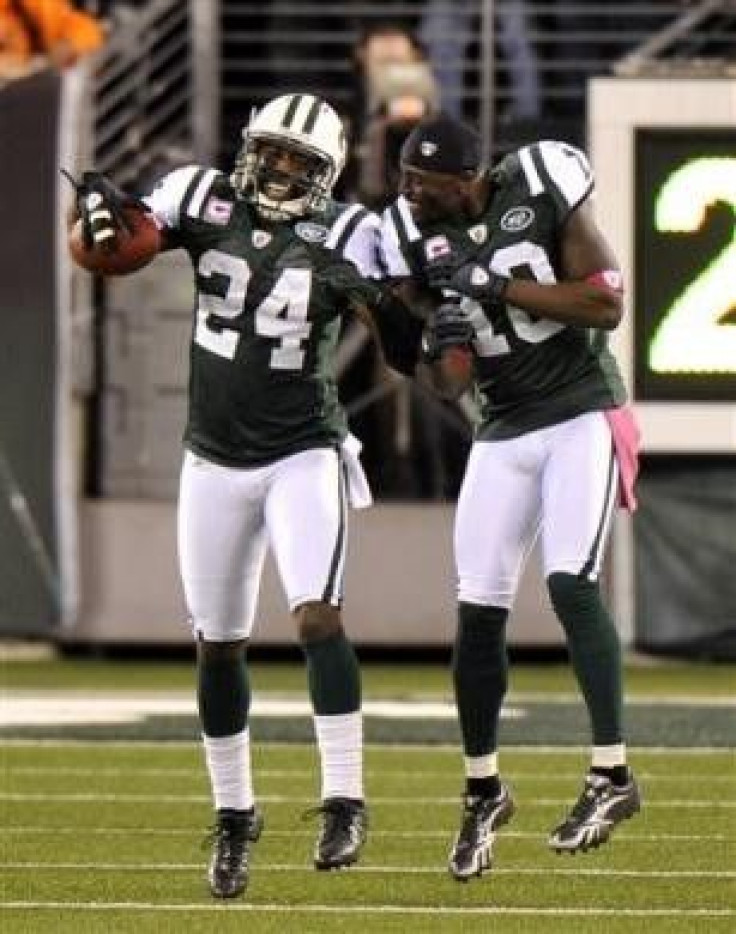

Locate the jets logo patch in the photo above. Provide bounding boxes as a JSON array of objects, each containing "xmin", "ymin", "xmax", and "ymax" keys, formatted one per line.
[
  {"xmin": 295, "ymin": 221, "xmax": 328, "ymax": 243},
  {"xmin": 203, "ymin": 197, "xmax": 233, "ymax": 225},
  {"xmin": 500, "ymin": 206, "xmax": 534, "ymax": 232}
]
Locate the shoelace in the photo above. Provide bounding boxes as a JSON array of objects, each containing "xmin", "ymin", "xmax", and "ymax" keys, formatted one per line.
[
  {"xmin": 457, "ymin": 797, "xmax": 489, "ymax": 843},
  {"xmin": 203, "ymin": 822, "xmax": 248, "ymax": 856},
  {"xmin": 567, "ymin": 781, "xmax": 603, "ymax": 822}
]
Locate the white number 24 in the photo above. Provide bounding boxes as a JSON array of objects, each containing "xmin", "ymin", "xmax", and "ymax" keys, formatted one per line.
[{"xmin": 193, "ymin": 249, "xmax": 312, "ymax": 369}]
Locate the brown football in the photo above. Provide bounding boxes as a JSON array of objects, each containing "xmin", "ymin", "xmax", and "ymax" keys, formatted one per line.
[{"xmin": 69, "ymin": 207, "xmax": 162, "ymax": 276}]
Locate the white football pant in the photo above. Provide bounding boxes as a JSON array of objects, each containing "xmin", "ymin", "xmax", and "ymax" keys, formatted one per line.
[
  {"xmin": 455, "ymin": 411, "xmax": 618, "ymax": 607},
  {"xmin": 178, "ymin": 447, "xmax": 348, "ymax": 641}
]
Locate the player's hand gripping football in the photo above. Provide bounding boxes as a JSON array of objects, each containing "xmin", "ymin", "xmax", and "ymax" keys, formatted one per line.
[
  {"xmin": 422, "ymin": 300, "xmax": 476, "ymax": 362},
  {"xmin": 61, "ymin": 169, "xmax": 147, "ymax": 251},
  {"xmin": 425, "ymin": 255, "xmax": 510, "ymax": 303}
]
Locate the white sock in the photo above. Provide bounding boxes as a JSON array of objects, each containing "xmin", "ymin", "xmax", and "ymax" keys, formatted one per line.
[
  {"xmin": 591, "ymin": 743, "xmax": 627, "ymax": 769},
  {"xmin": 313, "ymin": 711, "xmax": 363, "ymax": 801},
  {"xmin": 464, "ymin": 753, "xmax": 499, "ymax": 779},
  {"xmin": 202, "ymin": 729, "xmax": 254, "ymax": 811}
]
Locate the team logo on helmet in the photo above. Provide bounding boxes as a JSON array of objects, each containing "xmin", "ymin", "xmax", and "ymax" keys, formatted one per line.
[
  {"xmin": 295, "ymin": 221, "xmax": 328, "ymax": 243},
  {"xmin": 500, "ymin": 206, "xmax": 534, "ymax": 232},
  {"xmin": 420, "ymin": 141, "xmax": 438, "ymax": 157}
]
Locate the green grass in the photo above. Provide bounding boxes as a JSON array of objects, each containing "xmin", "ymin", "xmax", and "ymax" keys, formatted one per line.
[
  {"xmin": 1, "ymin": 654, "xmax": 735, "ymax": 931},
  {"xmin": 2, "ymin": 744, "xmax": 735, "ymax": 932},
  {"xmin": 4, "ymin": 652, "xmax": 736, "ymax": 698}
]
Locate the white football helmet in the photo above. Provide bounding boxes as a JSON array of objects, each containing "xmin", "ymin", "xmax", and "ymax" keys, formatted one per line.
[{"xmin": 231, "ymin": 94, "xmax": 347, "ymax": 220}]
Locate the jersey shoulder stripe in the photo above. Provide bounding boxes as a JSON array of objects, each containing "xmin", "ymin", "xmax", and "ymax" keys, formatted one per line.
[
  {"xmin": 322, "ymin": 201, "xmax": 381, "ymax": 277},
  {"xmin": 379, "ymin": 197, "xmax": 422, "ymax": 277},
  {"xmin": 522, "ymin": 140, "xmax": 593, "ymax": 220},
  {"xmin": 325, "ymin": 203, "xmax": 370, "ymax": 254},
  {"xmin": 183, "ymin": 168, "xmax": 225, "ymax": 220},
  {"xmin": 145, "ymin": 165, "xmax": 226, "ymax": 230}
]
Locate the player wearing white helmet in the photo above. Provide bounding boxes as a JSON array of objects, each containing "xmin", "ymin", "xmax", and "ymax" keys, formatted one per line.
[{"xmin": 66, "ymin": 93, "xmax": 425, "ymax": 898}]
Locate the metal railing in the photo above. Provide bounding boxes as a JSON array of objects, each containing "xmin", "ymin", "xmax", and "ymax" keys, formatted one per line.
[
  {"xmin": 87, "ymin": 0, "xmax": 218, "ymax": 188},
  {"xmin": 218, "ymin": 0, "xmax": 698, "ymax": 167}
]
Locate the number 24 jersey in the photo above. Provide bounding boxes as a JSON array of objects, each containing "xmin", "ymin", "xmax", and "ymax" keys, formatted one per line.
[{"xmin": 145, "ymin": 165, "xmax": 381, "ymax": 466}]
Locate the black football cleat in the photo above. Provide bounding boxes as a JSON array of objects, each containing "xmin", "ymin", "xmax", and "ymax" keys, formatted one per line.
[
  {"xmin": 309, "ymin": 797, "xmax": 368, "ymax": 870},
  {"xmin": 207, "ymin": 807, "xmax": 263, "ymax": 898},
  {"xmin": 549, "ymin": 773, "xmax": 641, "ymax": 854},
  {"xmin": 448, "ymin": 784, "xmax": 515, "ymax": 881}
]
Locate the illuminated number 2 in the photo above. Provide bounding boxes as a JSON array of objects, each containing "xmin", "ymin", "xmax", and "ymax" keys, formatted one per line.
[{"xmin": 650, "ymin": 158, "xmax": 736, "ymax": 374}]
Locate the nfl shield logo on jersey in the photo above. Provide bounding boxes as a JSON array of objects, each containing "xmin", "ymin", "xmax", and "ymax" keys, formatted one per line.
[
  {"xmin": 468, "ymin": 224, "xmax": 487, "ymax": 244},
  {"xmin": 425, "ymin": 235, "xmax": 451, "ymax": 260},
  {"xmin": 252, "ymin": 230, "xmax": 272, "ymax": 249}
]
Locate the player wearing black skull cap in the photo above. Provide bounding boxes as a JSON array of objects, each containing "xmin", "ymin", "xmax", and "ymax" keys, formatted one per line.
[{"xmin": 379, "ymin": 112, "xmax": 641, "ymax": 881}]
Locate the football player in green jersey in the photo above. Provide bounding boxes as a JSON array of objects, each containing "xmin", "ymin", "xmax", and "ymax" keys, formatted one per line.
[
  {"xmin": 380, "ymin": 112, "xmax": 641, "ymax": 880},
  {"xmin": 67, "ymin": 93, "xmax": 423, "ymax": 898}
]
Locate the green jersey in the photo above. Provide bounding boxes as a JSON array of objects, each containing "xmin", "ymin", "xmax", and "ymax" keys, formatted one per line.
[
  {"xmin": 145, "ymin": 165, "xmax": 381, "ymax": 466},
  {"xmin": 380, "ymin": 140, "xmax": 627, "ymax": 439}
]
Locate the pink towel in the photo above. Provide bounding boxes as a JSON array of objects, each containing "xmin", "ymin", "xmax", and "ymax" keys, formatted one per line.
[{"xmin": 605, "ymin": 406, "xmax": 641, "ymax": 512}]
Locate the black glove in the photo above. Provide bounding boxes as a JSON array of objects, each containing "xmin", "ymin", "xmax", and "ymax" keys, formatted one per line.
[
  {"xmin": 422, "ymin": 300, "xmax": 475, "ymax": 362},
  {"xmin": 62, "ymin": 169, "xmax": 146, "ymax": 250},
  {"xmin": 426, "ymin": 256, "xmax": 510, "ymax": 303}
]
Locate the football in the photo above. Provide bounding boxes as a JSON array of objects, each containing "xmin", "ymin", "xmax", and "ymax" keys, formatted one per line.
[{"xmin": 69, "ymin": 207, "xmax": 162, "ymax": 276}]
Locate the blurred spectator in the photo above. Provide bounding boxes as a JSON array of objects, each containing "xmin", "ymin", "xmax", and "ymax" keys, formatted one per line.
[
  {"xmin": 352, "ymin": 22, "xmax": 439, "ymax": 209},
  {"xmin": 420, "ymin": 0, "xmax": 541, "ymax": 123},
  {"xmin": 0, "ymin": 0, "xmax": 104, "ymax": 80}
]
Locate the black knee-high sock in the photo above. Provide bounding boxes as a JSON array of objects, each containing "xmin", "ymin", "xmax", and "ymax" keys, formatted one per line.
[
  {"xmin": 547, "ymin": 572, "xmax": 623, "ymax": 745},
  {"xmin": 452, "ymin": 602, "xmax": 509, "ymax": 757},
  {"xmin": 197, "ymin": 650, "xmax": 250, "ymax": 737},
  {"xmin": 302, "ymin": 629, "xmax": 361, "ymax": 715}
]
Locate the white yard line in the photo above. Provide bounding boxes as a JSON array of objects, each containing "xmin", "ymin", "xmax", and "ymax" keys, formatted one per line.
[
  {"xmin": 0, "ymin": 902, "xmax": 733, "ymax": 918},
  {"xmin": 4, "ymin": 765, "xmax": 735, "ymax": 783},
  {"xmin": 4, "ymin": 827, "xmax": 732, "ymax": 841},
  {"xmin": 0, "ymin": 738, "xmax": 734, "ymax": 754},
  {"xmin": 1, "ymin": 792, "xmax": 734, "ymax": 806},
  {"xmin": 0, "ymin": 696, "xmax": 526, "ymax": 725},
  {"xmin": 1, "ymin": 692, "xmax": 733, "ymax": 726},
  {"xmin": 4, "ymin": 862, "xmax": 736, "ymax": 879}
]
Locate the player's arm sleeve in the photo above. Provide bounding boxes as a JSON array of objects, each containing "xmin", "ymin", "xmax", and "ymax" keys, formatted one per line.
[
  {"xmin": 143, "ymin": 165, "xmax": 219, "ymax": 247},
  {"xmin": 521, "ymin": 141, "xmax": 594, "ymax": 225},
  {"xmin": 325, "ymin": 204, "xmax": 425, "ymax": 376},
  {"xmin": 368, "ymin": 287, "xmax": 425, "ymax": 377}
]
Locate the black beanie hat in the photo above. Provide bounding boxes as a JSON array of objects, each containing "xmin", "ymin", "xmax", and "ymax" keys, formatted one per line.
[{"xmin": 400, "ymin": 112, "xmax": 483, "ymax": 174}]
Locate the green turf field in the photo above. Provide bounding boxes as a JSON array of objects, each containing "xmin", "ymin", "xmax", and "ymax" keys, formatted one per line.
[{"xmin": 2, "ymin": 652, "xmax": 735, "ymax": 932}]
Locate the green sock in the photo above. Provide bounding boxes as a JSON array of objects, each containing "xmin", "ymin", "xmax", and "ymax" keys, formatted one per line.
[
  {"xmin": 197, "ymin": 651, "xmax": 250, "ymax": 737},
  {"xmin": 547, "ymin": 572, "xmax": 624, "ymax": 745},
  {"xmin": 452, "ymin": 602, "xmax": 509, "ymax": 756},
  {"xmin": 302, "ymin": 629, "xmax": 361, "ymax": 715}
]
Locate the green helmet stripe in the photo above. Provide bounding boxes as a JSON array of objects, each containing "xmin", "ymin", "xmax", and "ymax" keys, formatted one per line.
[{"xmin": 281, "ymin": 94, "xmax": 303, "ymax": 128}]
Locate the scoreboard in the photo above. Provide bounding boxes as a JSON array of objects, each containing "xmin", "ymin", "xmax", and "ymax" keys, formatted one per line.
[
  {"xmin": 590, "ymin": 78, "xmax": 736, "ymax": 453},
  {"xmin": 635, "ymin": 129, "xmax": 736, "ymax": 403}
]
